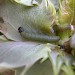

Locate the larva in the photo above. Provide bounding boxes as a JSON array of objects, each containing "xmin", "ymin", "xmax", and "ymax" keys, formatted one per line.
[{"xmin": 18, "ymin": 27, "xmax": 60, "ymax": 43}]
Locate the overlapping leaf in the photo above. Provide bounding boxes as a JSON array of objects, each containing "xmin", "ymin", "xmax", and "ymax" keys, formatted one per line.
[
  {"xmin": 15, "ymin": 49, "xmax": 75, "ymax": 75},
  {"xmin": 0, "ymin": 0, "xmax": 56, "ymax": 39},
  {"xmin": 0, "ymin": 42, "xmax": 51, "ymax": 73},
  {"xmin": 0, "ymin": 0, "xmax": 75, "ymax": 75}
]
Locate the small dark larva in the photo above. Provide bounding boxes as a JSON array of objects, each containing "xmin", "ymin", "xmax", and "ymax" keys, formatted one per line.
[{"xmin": 18, "ymin": 27, "xmax": 60, "ymax": 43}]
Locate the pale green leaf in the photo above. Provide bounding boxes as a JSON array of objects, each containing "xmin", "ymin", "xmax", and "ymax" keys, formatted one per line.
[
  {"xmin": 61, "ymin": 65, "xmax": 75, "ymax": 75},
  {"xmin": 0, "ymin": 35, "xmax": 8, "ymax": 42},
  {"xmin": 50, "ymin": 0, "xmax": 59, "ymax": 10},
  {"xmin": 2, "ymin": 23, "xmax": 25, "ymax": 41},
  {"xmin": 0, "ymin": 16, "xmax": 25, "ymax": 41},
  {"xmin": 48, "ymin": 51, "xmax": 64, "ymax": 75},
  {"xmin": 0, "ymin": 22, "xmax": 25, "ymax": 41},
  {"xmin": 61, "ymin": 52, "xmax": 75, "ymax": 75},
  {"xmin": 58, "ymin": 0, "xmax": 73, "ymax": 26},
  {"xmin": 15, "ymin": 60, "xmax": 53, "ymax": 75},
  {"xmin": 48, "ymin": 50, "xmax": 74, "ymax": 75},
  {"xmin": 0, "ymin": 42, "xmax": 51, "ymax": 73},
  {"xmin": 13, "ymin": 0, "xmax": 40, "ymax": 6},
  {"xmin": 15, "ymin": 49, "xmax": 75, "ymax": 75},
  {"xmin": 70, "ymin": 32, "xmax": 75, "ymax": 49},
  {"xmin": 0, "ymin": 0, "xmax": 56, "ymax": 38},
  {"xmin": 69, "ymin": 0, "xmax": 75, "ymax": 25}
]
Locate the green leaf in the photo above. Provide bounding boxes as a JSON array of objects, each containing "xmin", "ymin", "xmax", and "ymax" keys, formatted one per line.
[
  {"xmin": 61, "ymin": 51, "xmax": 75, "ymax": 75},
  {"xmin": 0, "ymin": 0, "xmax": 56, "ymax": 37},
  {"xmin": 70, "ymin": 33, "xmax": 75, "ymax": 49},
  {"xmin": 57, "ymin": 0, "xmax": 73, "ymax": 27},
  {"xmin": 15, "ymin": 48, "xmax": 75, "ymax": 75},
  {"xmin": 0, "ymin": 35, "xmax": 8, "ymax": 42},
  {"xmin": 0, "ymin": 15, "xmax": 25, "ymax": 41},
  {"xmin": 50, "ymin": 0, "xmax": 59, "ymax": 10},
  {"xmin": 13, "ymin": 0, "xmax": 40, "ymax": 6},
  {"xmin": 69, "ymin": 0, "xmax": 75, "ymax": 25},
  {"xmin": 0, "ymin": 22, "xmax": 25, "ymax": 41},
  {"xmin": 0, "ymin": 42, "xmax": 51, "ymax": 73},
  {"xmin": 61, "ymin": 65, "xmax": 75, "ymax": 75},
  {"xmin": 15, "ymin": 60, "xmax": 54, "ymax": 75},
  {"xmin": 70, "ymin": 33, "xmax": 75, "ymax": 56},
  {"xmin": 48, "ymin": 50, "xmax": 64, "ymax": 75},
  {"xmin": 2, "ymin": 23, "xmax": 25, "ymax": 41},
  {"xmin": 48, "ymin": 49, "xmax": 74, "ymax": 75},
  {"xmin": 53, "ymin": 25, "xmax": 72, "ymax": 44}
]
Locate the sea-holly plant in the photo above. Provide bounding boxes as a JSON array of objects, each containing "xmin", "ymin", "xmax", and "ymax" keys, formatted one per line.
[{"xmin": 0, "ymin": 0, "xmax": 75, "ymax": 75}]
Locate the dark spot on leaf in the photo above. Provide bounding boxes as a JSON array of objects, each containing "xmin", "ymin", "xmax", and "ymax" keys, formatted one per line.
[{"xmin": 18, "ymin": 27, "xmax": 24, "ymax": 33}]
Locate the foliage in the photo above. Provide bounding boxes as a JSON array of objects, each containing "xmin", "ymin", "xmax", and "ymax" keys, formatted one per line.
[{"xmin": 0, "ymin": 0, "xmax": 75, "ymax": 75}]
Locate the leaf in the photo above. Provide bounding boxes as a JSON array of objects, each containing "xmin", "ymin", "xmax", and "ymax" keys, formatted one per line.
[
  {"xmin": 58, "ymin": 0, "xmax": 73, "ymax": 27},
  {"xmin": 0, "ymin": 42, "xmax": 74, "ymax": 75},
  {"xmin": 53, "ymin": 25, "xmax": 72, "ymax": 44},
  {"xmin": 0, "ymin": 16, "xmax": 25, "ymax": 41},
  {"xmin": 15, "ymin": 48, "xmax": 75, "ymax": 75},
  {"xmin": 61, "ymin": 54, "xmax": 75, "ymax": 75},
  {"xmin": 0, "ymin": 35, "xmax": 8, "ymax": 42},
  {"xmin": 50, "ymin": 0, "xmax": 59, "ymax": 10},
  {"xmin": 0, "ymin": 21, "xmax": 26, "ymax": 41},
  {"xmin": 15, "ymin": 60, "xmax": 54, "ymax": 75},
  {"xmin": 69, "ymin": 0, "xmax": 75, "ymax": 25},
  {"xmin": 48, "ymin": 50, "xmax": 64, "ymax": 75},
  {"xmin": 0, "ymin": 42, "xmax": 51, "ymax": 73},
  {"xmin": 13, "ymin": 0, "xmax": 40, "ymax": 6},
  {"xmin": 71, "ymin": 33, "xmax": 75, "ymax": 55},
  {"xmin": 0, "ymin": 23, "xmax": 7, "ymax": 35},
  {"xmin": 61, "ymin": 52, "xmax": 75, "ymax": 75},
  {"xmin": 61, "ymin": 65, "xmax": 75, "ymax": 75},
  {"xmin": 48, "ymin": 50, "xmax": 74, "ymax": 75},
  {"xmin": 0, "ymin": 0, "xmax": 56, "ymax": 38}
]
